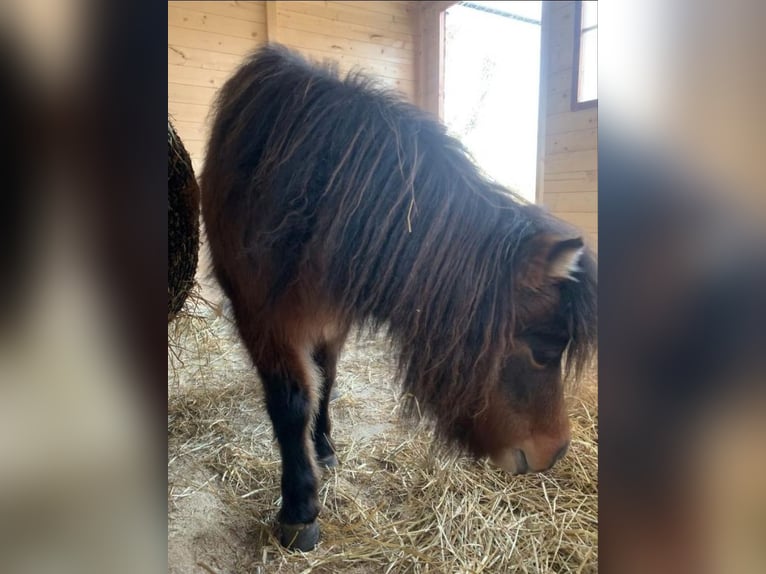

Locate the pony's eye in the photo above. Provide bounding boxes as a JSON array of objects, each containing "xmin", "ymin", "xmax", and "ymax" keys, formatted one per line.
[
  {"xmin": 530, "ymin": 347, "xmax": 563, "ymax": 366},
  {"xmin": 523, "ymin": 333, "xmax": 568, "ymax": 367}
]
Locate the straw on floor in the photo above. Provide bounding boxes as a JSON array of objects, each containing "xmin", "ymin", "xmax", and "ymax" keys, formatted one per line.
[{"xmin": 168, "ymin": 293, "xmax": 597, "ymax": 574}]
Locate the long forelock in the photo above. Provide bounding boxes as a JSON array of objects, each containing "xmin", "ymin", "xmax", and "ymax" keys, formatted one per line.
[{"xmin": 560, "ymin": 250, "xmax": 598, "ymax": 386}]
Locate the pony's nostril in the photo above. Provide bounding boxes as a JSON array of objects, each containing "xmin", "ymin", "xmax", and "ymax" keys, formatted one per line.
[
  {"xmin": 515, "ymin": 449, "xmax": 529, "ymax": 474},
  {"xmin": 552, "ymin": 440, "xmax": 570, "ymax": 465}
]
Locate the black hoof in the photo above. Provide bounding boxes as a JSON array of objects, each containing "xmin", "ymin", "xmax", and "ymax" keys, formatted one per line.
[
  {"xmin": 280, "ymin": 521, "xmax": 320, "ymax": 550},
  {"xmin": 318, "ymin": 453, "xmax": 339, "ymax": 469}
]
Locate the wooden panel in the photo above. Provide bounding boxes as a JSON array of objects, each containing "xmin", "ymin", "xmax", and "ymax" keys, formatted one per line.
[
  {"xmin": 334, "ymin": 1, "xmax": 413, "ymax": 18},
  {"xmin": 286, "ymin": 45, "xmax": 415, "ymax": 85},
  {"xmin": 548, "ymin": 40, "xmax": 575, "ymax": 75},
  {"xmin": 548, "ymin": 3, "xmax": 575, "ymax": 38},
  {"xmin": 168, "ymin": 25, "xmax": 261, "ymax": 56},
  {"xmin": 546, "ymin": 108, "xmax": 597, "ymax": 135},
  {"xmin": 266, "ymin": 1, "xmax": 277, "ymax": 41},
  {"xmin": 547, "ymin": 11, "xmax": 575, "ymax": 75},
  {"xmin": 169, "ymin": 139, "xmax": 206, "ymax": 170},
  {"xmin": 545, "ymin": 168, "xmax": 597, "ymax": 182},
  {"xmin": 547, "ymin": 87, "xmax": 573, "ymax": 115},
  {"xmin": 546, "ymin": 68, "xmax": 574, "ymax": 96},
  {"xmin": 540, "ymin": 1, "xmax": 597, "ymax": 238},
  {"xmin": 169, "ymin": 1, "xmax": 266, "ymax": 22},
  {"xmin": 288, "ymin": 58, "xmax": 414, "ymax": 99},
  {"xmin": 543, "ymin": 172, "xmax": 598, "ymax": 193},
  {"xmin": 182, "ymin": 138, "xmax": 205, "ymax": 155},
  {"xmin": 168, "ymin": 64, "xmax": 233, "ymax": 89},
  {"xmin": 546, "ymin": 128, "xmax": 597, "ymax": 155},
  {"xmin": 168, "ymin": 83, "xmax": 217, "ymax": 107},
  {"xmin": 286, "ymin": 2, "xmax": 415, "ymax": 36},
  {"xmin": 546, "ymin": 150, "xmax": 598, "ymax": 174},
  {"xmin": 543, "ymin": 192, "xmax": 597, "ymax": 213},
  {"xmin": 168, "ymin": 45, "xmax": 243, "ymax": 72},
  {"xmin": 168, "ymin": 5, "xmax": 266, "ymax": 40},
  {"xmin": 278, "ymin": 8, "xmax": 415, "ymax": 51},
  {"xmin": 276, "ymin": 27, "xmax": 413, "ymax": 68},
  {"xmin": 421, "ymin": 1, "xmax": 458, "ymax": 15},
  {"xmin": 417, "ymin": 3, "xmax": 445, "ymax": 117},
  {"xmin": 167, "ymin": 0, "xmax": 264, "ymax": 172},
  {"xmin": 171, "ymin": 120, "xmax": 209, "ymax": 144},
  {"xmin": 168, "ymin": 0, "xmax": 419, "ymax": 168},
  {"xmin": 534, "ymin": 0, "xmax": 551, "ymax": 203},
  {"xmin": 168, "ymin": 100, "xmax": 211, "ymax": 124}
]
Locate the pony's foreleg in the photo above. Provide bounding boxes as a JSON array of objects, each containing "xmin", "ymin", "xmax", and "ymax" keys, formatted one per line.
[
  {"xmin": 258, "ymin": 343, "xmax": 321, "ymax": 551},
  {"xmin": 311, "ymin": 333, "xmax": 347, "ymax": 468}
]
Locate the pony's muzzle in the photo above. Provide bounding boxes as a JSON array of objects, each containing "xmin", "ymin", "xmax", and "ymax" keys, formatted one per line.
[
  {"xmin": 492, "ymin": 438, "xmax": 571, "ymax": 475},
  {"xmin": 491, "ymin": 448, "xmax": 529, "ymax": 475}
]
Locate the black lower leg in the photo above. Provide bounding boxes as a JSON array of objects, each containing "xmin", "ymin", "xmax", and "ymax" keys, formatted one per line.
[
  {"xmin": 262, "ymin": 373, "xmax": 320, "ymax": 548},
  {"xmin": 312, "ymin": 344, "xmax": 339, "ymax": 466}
]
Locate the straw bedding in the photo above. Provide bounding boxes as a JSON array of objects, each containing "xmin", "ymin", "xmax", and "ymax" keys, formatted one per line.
[{"xmin": 168, "ymin": 292, "xmax": 597, "ymax": 573}]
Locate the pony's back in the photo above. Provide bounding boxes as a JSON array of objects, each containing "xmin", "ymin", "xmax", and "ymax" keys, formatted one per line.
[{"xmin": 202, "ymin": 44, "xmax": 530, "ymax": 334}]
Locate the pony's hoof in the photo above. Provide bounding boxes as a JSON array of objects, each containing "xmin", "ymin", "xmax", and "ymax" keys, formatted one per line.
[
  {"xmin": 280, "ymin": 521, "xmax": 320, "ymax": 550},
  {"xmin": 318, "ymin": 453, "xmax": 338, "ymax": 469}
]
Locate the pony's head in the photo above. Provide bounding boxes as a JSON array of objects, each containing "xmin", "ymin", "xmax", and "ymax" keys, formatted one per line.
[{"xmin": 456, "ymin": 232, "xmax": 596, "ymax": 474}]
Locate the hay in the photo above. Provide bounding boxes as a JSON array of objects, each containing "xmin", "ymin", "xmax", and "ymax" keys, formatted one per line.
[{"xmin": 168, "ymin": 300, "xmax": 598, "ymax": 573}]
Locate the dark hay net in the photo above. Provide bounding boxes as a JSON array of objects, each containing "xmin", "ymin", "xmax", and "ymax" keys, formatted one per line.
[{"xmin": 168, "ymin": 118, "xmax": 201, "ymax": 322}]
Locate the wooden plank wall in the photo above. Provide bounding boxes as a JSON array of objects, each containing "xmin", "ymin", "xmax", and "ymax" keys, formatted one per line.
[
  {"xmin": 168, "ymin": 1, "xmax": 417, "ymax": 172},
  {"xmin": 277, "ymin": 1, "xmax": 416, "ymax": 99},
  {"xmin": 540, "ymin": 1, "xmax": 598, "ymax": 248},
  {"xmin": 168, "ymin": 2, "xmax": 266, "ymax": 169}
]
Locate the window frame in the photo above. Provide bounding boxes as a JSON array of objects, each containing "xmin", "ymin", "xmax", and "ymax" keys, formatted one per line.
[{"xmin": 571, "ymin": 0, "xmax": 597, "ymax": 111}]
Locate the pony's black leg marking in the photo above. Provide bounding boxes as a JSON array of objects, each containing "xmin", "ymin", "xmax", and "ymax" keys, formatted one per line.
[
  {"xmin": 262, "ymin": 373, "xmax": 320, "ymax": 550},
  {"xmin": 312, "ymin": 343, "xmax": 340, "ymax": 468}
]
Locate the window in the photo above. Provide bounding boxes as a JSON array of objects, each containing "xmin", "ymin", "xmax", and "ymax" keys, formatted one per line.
[
  {"xmin": 444, "ymin": 1, "xmax": 542, "ymax": 202},
  {"xmin": 573, "ymin": 0, "xmax": 597, "ymax": 109}
]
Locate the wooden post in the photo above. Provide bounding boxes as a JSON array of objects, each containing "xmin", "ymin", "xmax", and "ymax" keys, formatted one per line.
[
  {"xmin": 417, "ymin": 1, "xmax": 455, "ymax": 119},
  {"xmin": 266, "ymin": 1, "xmax": 278, "ymax": 43},
  {"xmin": 535, "ymin": 1, "xmax": 551, "ymax": 204}
]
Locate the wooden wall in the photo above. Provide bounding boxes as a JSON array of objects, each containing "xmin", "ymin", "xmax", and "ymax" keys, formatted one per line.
[
  {"xmin": 168, "ymin": 1, "xmax": 596, "ymax": 247},
  {"xmin": 539, "ymin": 1, "xmax": 598, "ymax": 247},
  {"xmin": 168, "ymin": 1, "xmax": 417, "ymax": 172}
]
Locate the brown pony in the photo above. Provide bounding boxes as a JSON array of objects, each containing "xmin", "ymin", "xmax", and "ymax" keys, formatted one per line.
[{"xmin": 200, "ymin": 44, "xmax": 597, "ymax": 550}]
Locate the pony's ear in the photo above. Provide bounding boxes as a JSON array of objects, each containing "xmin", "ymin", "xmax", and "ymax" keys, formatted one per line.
[{"xmin": 547, "ymin": 237, "xmax": 585, "ymax": 281}]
